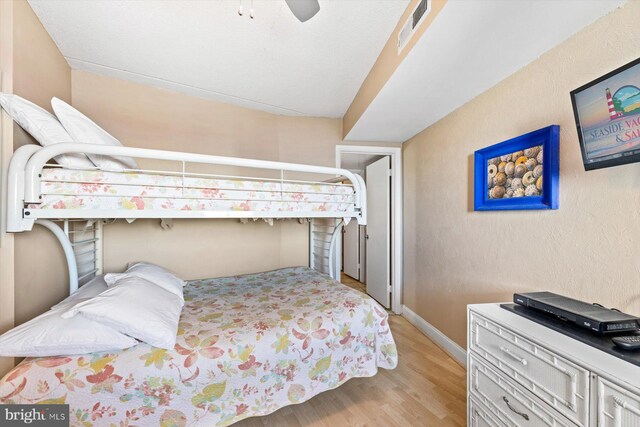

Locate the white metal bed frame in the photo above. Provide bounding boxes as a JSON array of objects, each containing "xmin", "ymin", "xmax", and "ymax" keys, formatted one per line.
[{"xmin": 7, "ymin": 143, "xmax": 366, "ymax": 293}]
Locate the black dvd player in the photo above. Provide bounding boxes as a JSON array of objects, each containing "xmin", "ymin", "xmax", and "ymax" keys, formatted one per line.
[{"xmin": 514, "ymin": 291, "xmax": 640, "ymax": 335}]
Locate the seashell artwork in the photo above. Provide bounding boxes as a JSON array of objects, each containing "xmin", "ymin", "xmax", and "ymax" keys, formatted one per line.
[
  {"xmin": 525, "ymin": 184, "xmax": 539, "ymax": 196},
  {"xmin": 486, "ymin": 144, "xmax": 543, "ymax": 199},
  {"xmin": 513, "ymin": 188, "xmax": 525, "ymax": 197},
  {"xmin": 533, "ymin": 164, "xmax": 543, "ymax": 178},
  {"xmin": 504, "ymin": 162, "xmax": 515, "ymax": 176},
  {"xmin": 514, "ymin": 163, "xmax": 527, "ymax": 177},
  {"xmin": 490, "ymin": 185, "xmax": 506, "ymax": 199},
  {"xmin": 515, "ymin": 155, "xmax": 528, "ymax": 165},
  {"xmin": 476, "ymin": 125, "xmax": 558, "ymax": 211},
  {"xmin": 523, "ymin": 146, "xmax": 540, "ymax": 158},
  {"xmin": 525, "ymin": 158, "xmax": 537, "ymax": 171},
  {"xmin": 510, "ymin": 177, "xmax": 523, "ymax": 190},
  {"xmin": 522, "ymin": 171, "xmax": 536, "ymax": 186}
]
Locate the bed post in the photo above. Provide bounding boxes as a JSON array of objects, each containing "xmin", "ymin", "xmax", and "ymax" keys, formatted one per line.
[
  {"xmin": 35, "ymin": 220, "xmax": 79, "ymax": 294},
  {"xmin": 7, "ymin": 144, "xmax": 40, "ymax": 232}
]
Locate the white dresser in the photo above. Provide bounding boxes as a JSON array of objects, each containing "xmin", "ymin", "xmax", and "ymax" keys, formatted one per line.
[{"xmin": 468, "ymin": 304, "xmax": 640, "ymax": 426}]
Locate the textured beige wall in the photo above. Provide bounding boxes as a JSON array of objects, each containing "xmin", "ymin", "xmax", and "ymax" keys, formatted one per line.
[
  {"xmin": 403, "ymin": 1, "xmax": 640, "ymax": 348},
  {"xmin": 71, "ymin": 70, "xmax": 342, "ymax": 166},
  {"xmin": 102, "ymin": 220, "xmax": 310, "ymax": 280},
  {"xmin": 71, "ymin": 71, "xmax": 343, "ymax": 278},
  {"xmin": 0, "ymin": 0, "xmax": 71, "ymax": 374},
  {"xmin": 12, "ymin": 0, "xmax": 71, "ymax": 327},
  {"xmin": 343, "ymin": 0, "xmax": 447, "ymax": 138},
  {"xmin": 13, "ymin": 0, "xmax": 71, "ymax": 150},
  {"xmin": 12, "ymin": 0, "xmax": 71, "ymax": 326},
  {"xmin": 0, "ymin": 0, "xmax": 16, "ymax": 376}
]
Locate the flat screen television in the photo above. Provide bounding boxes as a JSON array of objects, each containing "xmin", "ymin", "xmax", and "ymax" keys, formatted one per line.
[{"xmin": 570, "ymin": 57, "xmax": 640, "ymax": 171}]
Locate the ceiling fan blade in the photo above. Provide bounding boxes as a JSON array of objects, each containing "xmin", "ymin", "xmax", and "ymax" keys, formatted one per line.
[{"xmin": 285, "ymin": 0, "xmax": 320, "ymax": 22}]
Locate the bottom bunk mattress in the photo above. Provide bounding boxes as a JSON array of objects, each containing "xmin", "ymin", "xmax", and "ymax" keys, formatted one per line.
[{"xmin": 0, "ymin": 267, "xmax": 397, "ymax": 426}]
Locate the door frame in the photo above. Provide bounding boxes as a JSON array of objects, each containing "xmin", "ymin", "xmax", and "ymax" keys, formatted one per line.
[{"xmin": 336, "ymin": 145, "xmax": 403, "ymax": 314}]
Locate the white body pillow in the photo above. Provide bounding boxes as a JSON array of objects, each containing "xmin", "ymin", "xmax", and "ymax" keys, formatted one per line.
[
  {"xmin": 62, "ymin": 276, "xmax": 183, "ymax": 350},
  {"xmin": 51, "ymin": 275, "xmax": 109, "ymax": 310},
  {"xmin": 0, "ymin": 93, "xmax": 94, "ymax": 169},
  {"xmin": 0, "ymin": 302, "xmax": 137, "ymax": 357},
  {"xmin": 104, "ymin": 262, "xmax": 185, "ymax": 301},
  {"xmin": 51, "ymin": 97, "xmax": 139, "ymax": 171}
]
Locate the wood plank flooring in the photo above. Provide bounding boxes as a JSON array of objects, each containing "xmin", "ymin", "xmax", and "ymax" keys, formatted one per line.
[
  {"xmin": 340, "ymin": 273, "xmax": 367, "ymax": 294},
  {"xmin": 235, "ymin": 275, "xmax": 467, "ymax": 426}
]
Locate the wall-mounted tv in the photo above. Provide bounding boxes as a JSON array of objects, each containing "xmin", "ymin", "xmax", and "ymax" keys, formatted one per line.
[{"xmin": 570, "ymin": 57, "xmax": 640, "ymax": 171}]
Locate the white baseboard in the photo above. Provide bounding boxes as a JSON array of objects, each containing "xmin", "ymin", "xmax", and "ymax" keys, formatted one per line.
[{"xmin": 401, "ymin": 305, "xmax": 467, "ymax": 367}]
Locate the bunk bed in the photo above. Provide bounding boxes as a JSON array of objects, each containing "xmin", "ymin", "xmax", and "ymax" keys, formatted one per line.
[
  {"xmin": 8, "ymin": 142, "xmax": 368, "ymax": 289},
  {"xmin": 1, "ymin": 142, "xmax": 397, "ymax": 426}
]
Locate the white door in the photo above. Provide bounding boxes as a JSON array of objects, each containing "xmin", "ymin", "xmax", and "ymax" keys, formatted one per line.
[
  {"xmin": 365, "ymin": 157, "xmax": 391, "ymax": 308},
  {"xmin": 359, "ymin": 225, "xmax": 366, "ymax": 284},
  {"xmin": 343, "ymin": 220, "xmax": 359, "ymax": 280}
]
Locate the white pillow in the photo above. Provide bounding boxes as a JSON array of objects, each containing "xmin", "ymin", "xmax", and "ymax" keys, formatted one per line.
[
  {"xmin": 0, "ymin": 301, "xmax": 137, "ymax": 357},
  {"xmin": 51, "ymin": 275, "xmax": 108, "ymax": 310},
  {"xmin": 51, "ymin": 97, "xmax": 139, "ymax": 171},
  {"xmin": 0, "ymin": 93, "xmax": 94, "ymax": 169},
  {"xmin": 104, "ymin": 262, "xmax": 185, "ymax": 301},
  {"xmin": 127, "ymin": 261, "xmax": 186, "ymax": 287},
  {"xmin": 62, "ymin": 276, "xmax": 183, "ymax": 350}
]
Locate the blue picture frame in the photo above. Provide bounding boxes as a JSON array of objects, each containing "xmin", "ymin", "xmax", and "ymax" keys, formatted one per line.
[{"xmin": 474, "ymin": 125, "xmax": 559, "ymax": 211}]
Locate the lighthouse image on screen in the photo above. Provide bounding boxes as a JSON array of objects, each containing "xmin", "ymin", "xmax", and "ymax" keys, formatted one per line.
[{"xmin": 573, "ymin": 60, "xmax": 640, "ymax": 168}]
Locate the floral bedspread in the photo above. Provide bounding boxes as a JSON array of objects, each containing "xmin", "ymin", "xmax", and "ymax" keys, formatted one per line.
[
  {"xmin": 32, "ymin": 169, "xmax": 355, "ymax": 214},
  {"xmin": 0, "ymin": 267, "xmax": 397, "ymax": 426}
]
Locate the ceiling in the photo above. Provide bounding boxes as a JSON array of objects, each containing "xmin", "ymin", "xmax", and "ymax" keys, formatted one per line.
[
  {"xmin": 346, "ymin": 0, "xmax": 626, "ymax": 142},
  {"xmin": 28, "ymin": 0, "xmax": 409, "ymax": 118}
]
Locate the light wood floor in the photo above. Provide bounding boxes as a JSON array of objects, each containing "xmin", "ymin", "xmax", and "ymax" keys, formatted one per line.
[
  {"xmin": 340, "ymin": 273, "xmax": 367, "ymax": 294},
  {"xmin": 235, "ymin": 275, "xmax": 467, "ymax": 426}
]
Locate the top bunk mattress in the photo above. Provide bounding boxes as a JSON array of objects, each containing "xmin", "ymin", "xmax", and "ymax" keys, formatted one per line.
[
  {"xmin": 31, "ymin": 168, "xmax": 356, "ymax": 215},
  {"xmin": 0, "ymin": 267, "xmax": 397, "ymax": 426}
]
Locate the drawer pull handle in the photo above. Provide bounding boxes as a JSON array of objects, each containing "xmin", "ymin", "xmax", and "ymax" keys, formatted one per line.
[
  {"xmin": 502, "ymin": 396, "xmax": 530, "ymax": 421},
  {"xmin": 500, "ymin": 346, "xmax": 528, "ymax": 366}
]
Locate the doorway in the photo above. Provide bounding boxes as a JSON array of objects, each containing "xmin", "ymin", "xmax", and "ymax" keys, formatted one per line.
[{"xmin": 336, "ymin": 145, "xmax": 403, "ymax": 314}]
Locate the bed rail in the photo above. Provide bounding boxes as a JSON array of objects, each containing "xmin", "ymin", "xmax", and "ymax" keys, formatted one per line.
[{"xmin": 8, "ymin": 143, "xmax": 367, "ymax": 232}]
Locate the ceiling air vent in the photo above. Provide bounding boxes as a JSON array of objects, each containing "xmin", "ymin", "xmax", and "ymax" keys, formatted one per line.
[{"xmin": 397, "ymin": 0, "xmax": 431, "ymax": 54}]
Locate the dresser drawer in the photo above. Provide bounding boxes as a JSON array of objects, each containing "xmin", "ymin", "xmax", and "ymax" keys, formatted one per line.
[
  {"xmin": 597, "ymin": 377, "xmax": 640, "ymax": 427},
  {"xmin": 470, "ymin": 354, "xmax": 576, "ymax": 427},
  {"xmin": 470, "ymin": 395, "xmax": 507, "ymax": 427},
  {"xmin": 470, "ymin": 311, "xmax": 589, "ymax": 426}
]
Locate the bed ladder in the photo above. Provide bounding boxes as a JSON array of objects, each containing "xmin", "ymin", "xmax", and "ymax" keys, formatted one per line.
[
  {"xmin": 310, "ymin": 218, "xmax": 343, "ymax": 280},
  {"xmin": 35, "ymin": 219, "xmax": 103, "ymax": 294},
  {"xmin": 64, "ymin": 220, "xmax": 103, "ymax": 286}
]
